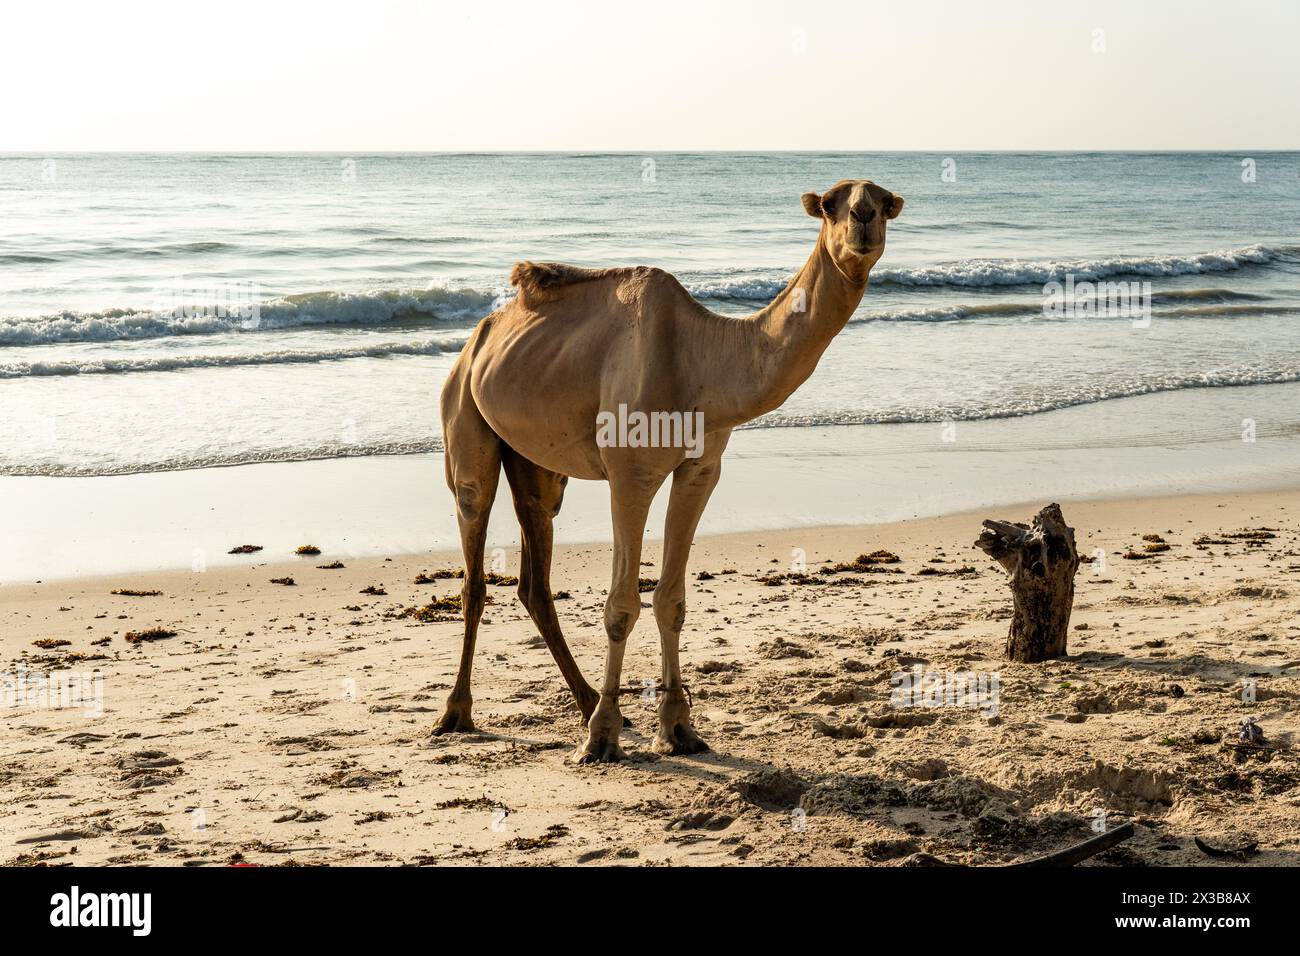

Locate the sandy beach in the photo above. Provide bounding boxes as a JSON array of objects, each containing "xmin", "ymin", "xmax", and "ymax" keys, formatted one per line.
[{"xmin": 4, "ymin": 488, "xmax": 1298, "ymax": 867}]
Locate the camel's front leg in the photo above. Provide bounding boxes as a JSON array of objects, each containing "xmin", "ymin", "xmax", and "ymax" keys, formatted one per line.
[
  {"xmin": 574, "ymin": 474, "xmax": 662, "ymax": 764},
  {"xmin": 652, "ymin": 448, "xmax": 724, "ymax": 755}
]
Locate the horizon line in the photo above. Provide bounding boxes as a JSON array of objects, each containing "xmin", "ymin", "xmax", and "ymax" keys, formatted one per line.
[{"xmin": 3, "ymin": 147, "xmax": 1299, "ymax": 156}]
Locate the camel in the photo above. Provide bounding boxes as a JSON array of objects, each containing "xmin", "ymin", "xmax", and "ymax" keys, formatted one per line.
[{"xmin": 435, "ymin": 179, "xmax": 903, "ymax": 762}]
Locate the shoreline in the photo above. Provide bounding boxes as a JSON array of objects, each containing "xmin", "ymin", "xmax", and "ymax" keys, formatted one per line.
[
  {"xmin": 7, "ymin": 381, "xmax": 1300, "ymax": 582},
  {"xmin": 6, "ymin": 484, "xmax": 1298, "ymax": 592}
]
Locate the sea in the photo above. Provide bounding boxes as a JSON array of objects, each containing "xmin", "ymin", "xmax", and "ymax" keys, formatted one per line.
[{"xmin": 2, "ymin": 152, "xmax": 1299, "ymax": 478}]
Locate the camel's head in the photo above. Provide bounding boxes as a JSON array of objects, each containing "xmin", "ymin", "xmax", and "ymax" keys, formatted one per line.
[{"xmin": 801, "ymin": 179, "xmax": 903, "ymax": 273}]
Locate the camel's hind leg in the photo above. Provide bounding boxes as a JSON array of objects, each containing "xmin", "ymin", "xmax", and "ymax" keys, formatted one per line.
[
  {"xmin": 501, "ymin": 449, "xmax": 600, "ymax": 722},
  {"xmin": 433, "ymin": 368, "xmax": 501, "ymax": 736}
]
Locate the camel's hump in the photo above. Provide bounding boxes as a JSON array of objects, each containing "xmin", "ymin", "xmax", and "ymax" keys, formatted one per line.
[{"xmin": 509, "ymin": 261, "xmax": 664, "ymax": 302}]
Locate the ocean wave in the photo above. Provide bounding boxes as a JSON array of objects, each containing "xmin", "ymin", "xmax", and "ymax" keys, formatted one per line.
[
  {"xmin": 898, "ymin": 219, "xmax": 1035, "ymax": 232},
  {"xmin": 850, "ymin": 294, "xmax": 1299, "ymax": 324},
  {"xmin": 0, "ymin": 335, "xmax": 471, "ymax": 378},
  {"xmin": 1162, "ymin": 304, "xmax": 1300, "ymax": 319},
  {"xmin": 850, "ymin": 301, "xmax": 1041, "ymax": 323},
  {"xmin": 744, "ymin": 368, "xmax": 1300, "ymax": 429},
  {"xmin": 683, "ymin": 244, "xmax": 1291, "ymax": 300},
  {"xmin": 5, "ymin": 240, "xmax": 240, "ymax": 261},
  {"xmin": 684, "ymin": 274, "xmax": 790, "ymax": 300},
  {"xmin": 0, "ymin": 287, "xmax": 501, "ymax": 346},
  {"xmin": 4, "ymin": 243, "xmax": 1291, "ymax": 347},
  {"xmin": 1151, "ymin": 287, "xmax": 1266, "ymax": 303},
  {"xmin": 0, "ymin": 440, "xmax": 447, "ymax": 478},
  {"xmin": 873, "ymin": 243, "xmax": 1288, "ymax": 288}
]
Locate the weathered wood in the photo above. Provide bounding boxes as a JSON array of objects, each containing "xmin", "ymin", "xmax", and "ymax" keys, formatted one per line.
[
  {"xmin": 974, "ymin": 503, "xmax": 1080, "ymax": 663},
  {"xmin": 1013, "ymin": 822, "xmax": 1135, "ymax": 867}
]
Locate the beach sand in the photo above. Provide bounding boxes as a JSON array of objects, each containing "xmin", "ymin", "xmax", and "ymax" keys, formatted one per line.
[{"xmin": 3, "ymin": 489, "xmax": 1299, "ymax": 867}]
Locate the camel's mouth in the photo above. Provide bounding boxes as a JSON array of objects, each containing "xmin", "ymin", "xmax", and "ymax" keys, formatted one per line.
[{"xmin": 847, "ymin": 240, "xmax": 883, "ymax": 257}]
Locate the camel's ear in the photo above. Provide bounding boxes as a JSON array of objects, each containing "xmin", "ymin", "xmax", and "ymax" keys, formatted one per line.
[
  {"xmin": 885, "ymin": 192, "xmax": 905, "ymax": 220},
  {"xmin": 800, "ymin": 192, "xmax": 822, "ymax": 218}
]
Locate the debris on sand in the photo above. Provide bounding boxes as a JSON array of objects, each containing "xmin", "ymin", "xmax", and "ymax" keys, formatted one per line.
[
  {"xmin": 862, "ymin": 837, "xmax": 922, "ymax": 861},
  {"xmin": 360, "ymin": 585, "xmax": 387, "ymax": 596},
  {"xmin": 268, "ymin": 736, "xmax": 335, "ymax": 753},
  {"xmin": 270, "ymin": 577, "xmax": 296, "ymax": 586},
  {"xmin": 415, "ymin": 568, "xmax": 463, "ymax": 584},
  {"xmin": 116, "ymin": 750, "xmax": 182, "ymax": 788},
  {"xmin": 313, "ymin": 766, "xmax": 400, "ymax": 789},
  {"xmin": 124, "ymin": 627, "xmax": 177, "ymax": 644},
  {"xmin": 915, "ymin": 565, "xmax": 978, "ymax": 577},
  {"xmin": 1194, "ymin": 836, "xmax": 1260, "ymax": 860},
  {"xmin": 295, "ymin": 545, "xmax": 321, "ymax": 556},
  {"xmin": 484, "ymin": 571, "xmax": 518, "ymax": 586},
  {"xmin": 434, "ymin": 796, "xmax": 503, "ymax": 811},
  {"xmin": 822, "ymin": 550, "xmax": 902, "ymax": 574},
  {"xmin": 696, "ymin": 659, "xmax": 740, "ymax": 674},
  {"xmin": 757, "ymin": 636, "xmax": 813, "ymax": 659},
  {"xmin": 1015, "ymin": 822, "xmax": 1136, "ymax": 867},
  {"xmin": 1239, "ymin": 717, "xmax": 1265, "ymax": 745},
  {"xmin": 392, "ymin": 595, "xmax": 463, "ymax": 623},
  {"xmin": 664, "ymin": 810, "xmax": 734, "ymax": 832},
  {"xmin": 637, "ymin": 577, "xmax": 658, "ymax": 592},
  {"xmin": 729, "ymin": 767, "xmax": 809, "ymax": 810},
  {"xmin": 227, "ymin": 544, "xmax": 263, "ymax": 554},
  {"xmin": 32, "ymin": 638, "xmax": 71, "ymax": 649},
  {"xmin": 758, "ymin": 571, "xmax": 822, "ymax": 586},
  {"xmin": 117, "ymin": 750, "xmax": 180, "ymax": 771},
  {"xmin": 505, "ymin": 824, "xmax": 570, "ymax": 851},
  {"xmin": 316, "ymin": 561, "xmax": 345, "ymax": 570},
  {"xmin": 760, "ymin": 551, "xmax": 904, "ymax": 586},
  {"xmin": 1224, "ymin": 528, "xmax": 1277, "ymax": 541},
  {"xmin": 111, "ymin": 588, "xmax": 162, "ymax": 597},
  {"xmin": 696, "ymin": 570, "xmax": 716, "ymax": 580}
]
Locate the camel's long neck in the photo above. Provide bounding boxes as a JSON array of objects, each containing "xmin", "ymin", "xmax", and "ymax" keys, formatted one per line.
[{"xmin": 734, "ymin": 233, "xmax": 869, "ymax": 422}]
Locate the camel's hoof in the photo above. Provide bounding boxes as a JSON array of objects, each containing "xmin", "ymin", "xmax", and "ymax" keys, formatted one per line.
[
  {"xmin": 431, "ymin": 708, "xmax": 476, "ymax": 736},
  {"xmin": 572, "ymin": 739, "xmax": 627, "ymax": 764},
  {"xmin": 653, "ymin": 725, "xmax": 710, "ymax": 756}
]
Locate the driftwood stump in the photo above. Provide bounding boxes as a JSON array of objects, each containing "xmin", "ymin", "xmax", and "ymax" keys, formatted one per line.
[{"xmin": 974, "ymin": 503, "xmax": 1080, "ymax": 663}]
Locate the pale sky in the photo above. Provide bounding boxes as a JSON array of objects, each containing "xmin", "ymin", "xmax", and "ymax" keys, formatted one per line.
[{"xmin": 3, "ymin": 0, "xmax": 1297, "ymax": 151}]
